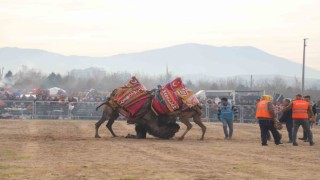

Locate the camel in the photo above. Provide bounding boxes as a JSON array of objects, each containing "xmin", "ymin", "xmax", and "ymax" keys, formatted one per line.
[{"xmin": 94, "ymin": 99, "xmax": 206, "ymax": 140}]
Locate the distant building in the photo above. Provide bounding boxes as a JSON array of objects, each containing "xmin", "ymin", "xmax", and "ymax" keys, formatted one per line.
[{"xmin": 69, "ymin": 67, "xmax": 106, "ymax": 79}]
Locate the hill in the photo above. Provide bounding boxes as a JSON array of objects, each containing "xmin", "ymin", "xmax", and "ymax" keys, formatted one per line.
[{"xmin": 1, "ymin": 43, "xmax": 319, "ymax": 79}]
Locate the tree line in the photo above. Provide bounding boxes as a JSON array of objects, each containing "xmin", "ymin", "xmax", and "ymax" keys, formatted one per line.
[{"xmin": 0, "ymin": 66, "xmax": 319, "ymax": 100}]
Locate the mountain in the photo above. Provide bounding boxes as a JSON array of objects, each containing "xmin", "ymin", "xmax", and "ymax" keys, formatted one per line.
[{"xmin": 1, "ymin": 43, "xmax": 319, "ymax": 80}]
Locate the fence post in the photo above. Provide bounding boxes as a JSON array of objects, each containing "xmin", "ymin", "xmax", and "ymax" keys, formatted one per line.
[
  {"xmin": 240, "ymin": 106, "xmax": 243, "ymax": 123},
  {"xmin": 68, "ymin": 103, "xmax": 71, "ymax": 120},
  {"xmin": 205, "ymin": 104, "xmax": 209, "ymax": 122},
  {"xmin": 32, "ymin": 101, "xmax": 35, "ymax": 119}
]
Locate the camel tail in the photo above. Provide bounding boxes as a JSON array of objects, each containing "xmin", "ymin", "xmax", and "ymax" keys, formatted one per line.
[{"xmin": 96, "ymin": 102, "xmax": 106, "ymax": 111}]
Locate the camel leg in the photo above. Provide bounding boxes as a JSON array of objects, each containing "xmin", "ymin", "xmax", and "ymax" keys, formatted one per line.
[
  {"xmin": 95, "ymin": 111, "xmax": 107, "ymax": 138},
  {"xmin": 135, "ymin": 123, "xmax": 147, "ymax": 139},
  {"xmin": 106, "ymin": 112, "xmax": 119, "ymax": 137},
  {"xmin": 193, "ymin": 114, "xmax": 206, "ymax": 140},
  {"xmin": 178, "ymin": 118, "xmax": 193, "ymax": 140}
]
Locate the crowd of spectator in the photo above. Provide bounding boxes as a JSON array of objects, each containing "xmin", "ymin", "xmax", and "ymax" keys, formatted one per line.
[
  {"xmin": 1, "ymin": 87, "xmax": 319, "ymax": 122},
  {"xmin": 0, "ymin": 87, "xmax": 110, "ymax": 119}
]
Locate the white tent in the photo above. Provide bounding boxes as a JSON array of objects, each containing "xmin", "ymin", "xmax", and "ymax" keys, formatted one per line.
[{"xmin": 48, "ymin": 87, "xmax": 67, "ymax": 96}]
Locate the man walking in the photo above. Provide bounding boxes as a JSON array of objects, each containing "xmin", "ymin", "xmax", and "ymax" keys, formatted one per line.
[
  {"xmin": 218, "ymin": 97, "xmax": 234, "ymax": 139},
  {"xmin": 255, "ymin": 95, "xmax": 282, "ymax": 146},
  {"xmin": 279, "ymin": 94, "xmax": 315, "ymax": 146}
]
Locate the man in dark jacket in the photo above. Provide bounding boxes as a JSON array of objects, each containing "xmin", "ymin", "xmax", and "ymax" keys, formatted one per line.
[
  {"xmin": 279, "ymin": 99, "xmax": 293, "ymax": 143},
  {"xmin": 279, "ymin": 94, "xmax": 315, "ymax": 146},
  {"xmin": 300, "ymin": 95, "xmax": 316, "ymax": 142}
]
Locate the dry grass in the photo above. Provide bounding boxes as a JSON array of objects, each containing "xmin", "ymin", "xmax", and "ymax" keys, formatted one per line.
[{"xmin": 0, "ymin": 119, "xmax": 319, "ymax": 180}]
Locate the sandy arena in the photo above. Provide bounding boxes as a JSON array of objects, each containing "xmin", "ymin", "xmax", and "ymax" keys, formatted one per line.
[{"xmin": 0, "ymin": 120, "xmax": 319, "ymax": 180}]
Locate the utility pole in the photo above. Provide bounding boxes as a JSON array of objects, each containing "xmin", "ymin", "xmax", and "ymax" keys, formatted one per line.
[
  {"xmin": 0, "ymin": 67, "xmax": 3, "ymax": 80},
  {"xmin": 165, "ymin": 64, "xmax": 169, "ymax": 82},
  {"xmin": 250, "ymin": 75, "xmax": 253, "ymax": 90},
  {"xmin": 302, "ymin": 38, "xmax": 308, "ymax": 94}
]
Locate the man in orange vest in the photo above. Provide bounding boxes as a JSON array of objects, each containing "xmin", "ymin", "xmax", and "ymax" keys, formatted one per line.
[
  {"xmin": 255, "ymin": 95, "xmax": 282, "ymax": 146},
  {"xmin": 279, "ymin": 94, "xmax": 315, "ymax": 146}
]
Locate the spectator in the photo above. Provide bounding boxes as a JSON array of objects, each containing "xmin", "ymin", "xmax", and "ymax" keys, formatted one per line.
[
  {"xmin": 279, "ymin": 99, "xmax": 293, "ymax": 143},
  {"xmin": 256, "ymin": 95, "xmax": 282, "ymax": 146},
  {"xmin": 218, "ymin": 97, "xmax": 234, "ymax": 139},
  {"xmin": 279, "ymin": 94, "xmax": 315, "ymax": 146},
  {"xmin": 299, "ymin": 95, "xmax": 316, "ymax": 142}
]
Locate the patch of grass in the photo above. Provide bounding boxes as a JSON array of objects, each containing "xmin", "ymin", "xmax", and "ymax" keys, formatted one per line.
[
  {"xmin": 119, "ymin": 178, "xmax": 134, "ymax": 180},
  {"xmin": 0, "ymin": 165, "xmax": 25, "ymax": 169},
  {"xmin": 0, "ymin": 149, "xmax": 30, "ymax": 161},
  {"xmin": 0, "ymin": 173, "xmax": 11, "ymax": 178},
  {"xmin": 14, "ymin": 156, "xmax": 30, "ymax": 160},
  {"xmin": 0, "ymin": 172, "xmax": 22, "ymax": 178},
  {"xmin": 0, "ymin": 165, "xmax": 12, "ymax": 169},
  {"xmin": 0, "ymin": 150, "xmax": 18, "ymax": 160}
]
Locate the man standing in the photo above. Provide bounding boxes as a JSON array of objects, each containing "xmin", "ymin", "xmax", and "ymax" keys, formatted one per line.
[
  {"xmin": 279, "ymin": 94, "xmax": 315, "ymax": 146},
  {"xmin": 218, "ymin": 97, "xmax": 234, "ymax": 139},
  {"xmin": 279, "ymin": 99, "xmax": 293, "ymax": 143},
  {"xmin": 299, "ymin": 95, "xmax": 316, "ymax": 142},
  {"xmin": 256, "ymin": 95, "xmax": 282, "ymax": 146}
]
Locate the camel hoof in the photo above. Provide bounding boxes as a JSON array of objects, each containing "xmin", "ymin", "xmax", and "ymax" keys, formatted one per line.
[
  {"xmin": 178, "ymin": 137, "xmax": 184, "ymax": 141},
  {"xmin": 95, "ymin": 135, "xmax": 101, "ymax": 138},
  {"xmin": 125, "ymin": 134, "xmax": 137, "ymax": 139},
  {"xmin": 199, "ymin": 138, "xmax": 204, "ymax": 141}
]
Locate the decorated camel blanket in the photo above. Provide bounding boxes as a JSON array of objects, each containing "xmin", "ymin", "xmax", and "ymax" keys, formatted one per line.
[
  {"xmin": 109, "ymin": 76, "xmax": 150, "ymax": 118},
  {"xmin": 151, "ymin": 77, "xmax": 199, "ymax": 115},
  {"xmin": 175, "ymin": 87, "xmax": 200, "ymax": 110}
]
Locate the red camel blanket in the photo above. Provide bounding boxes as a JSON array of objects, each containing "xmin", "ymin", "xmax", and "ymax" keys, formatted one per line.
[
  {"xmin": 151, "ymin": 77, "xmax": 184, "ymax": 115},
  {"xmin": 110, "ymin": 76, "xmax": 150, "ymax": 119},
  {"xmin": 175, "ymin": 87, "xmax": 200, "ymax": 110},
  {"xmin": 152, "ymin": 77, "xmax": 200, "ymax": 115}
]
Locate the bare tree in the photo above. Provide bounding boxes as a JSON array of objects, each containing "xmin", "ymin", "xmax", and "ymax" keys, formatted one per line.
[{"xmin": 13, "ymin": 66, "xmax": 46, "ymax": 90}]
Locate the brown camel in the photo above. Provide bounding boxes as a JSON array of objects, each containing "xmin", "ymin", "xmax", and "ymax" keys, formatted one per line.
[
  {"xmin": 176, "ymin": 105, "xmax": 206, "ymax": 140},
  {"xmin": 95, "ymin": 101, "xmax": 206, "ymax": 140},
  {"xmin": 94, "ymin": 101, "xmax": 180, "ymax": 139}
]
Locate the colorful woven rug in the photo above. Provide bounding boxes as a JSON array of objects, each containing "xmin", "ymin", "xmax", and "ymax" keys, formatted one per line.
[
  {"xmin": 151, "ymin": 77, "xmax": 200, "ymax": 115},
  {"xmin": 109, "ymin": 76, "xmax": 150, "ymax": 120}
]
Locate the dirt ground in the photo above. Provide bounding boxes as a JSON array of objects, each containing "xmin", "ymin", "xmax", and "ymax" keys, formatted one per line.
[{"xmin": 0, "ymin": 120, "xmax": 319, "ymax": 180}]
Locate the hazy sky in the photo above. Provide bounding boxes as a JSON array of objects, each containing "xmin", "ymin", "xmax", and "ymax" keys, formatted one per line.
[{"xmin": 1, "ymin": 0, "xmax": 319, "ymax": 70}]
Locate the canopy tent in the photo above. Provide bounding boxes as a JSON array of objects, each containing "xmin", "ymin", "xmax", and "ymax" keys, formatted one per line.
[
  {"xmin": 85, "ymin": 88, "xmax": 99, "ymax": 98},
  {"xmin": 48, "ymin": 87, "xmax": 67, "ymax": 97},
  {"xmin": 19, "ymin": 94, "xmax": 36, "ymax": 99}
]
